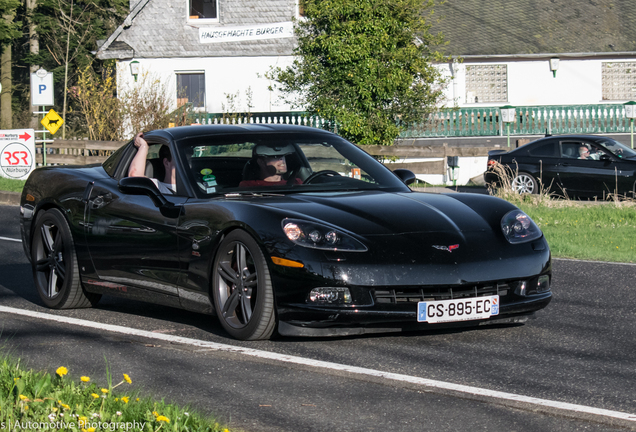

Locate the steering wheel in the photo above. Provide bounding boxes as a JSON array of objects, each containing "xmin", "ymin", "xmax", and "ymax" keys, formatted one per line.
[{"xmin": 304, "ymin": 170, "xmax": 341, "ymax": 184}]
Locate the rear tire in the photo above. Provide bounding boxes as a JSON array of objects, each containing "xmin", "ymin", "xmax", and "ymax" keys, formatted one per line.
[
  {"xmin": 212, "ymin": 230, "xmax": 276, "ymax": 340},
  {"xmin": 31, "ymin": 209, "xmax": 101, "ymax": 309},
  {"xmin": 512, "ymin": 172, "xmax": 538, "ymax": 194}
]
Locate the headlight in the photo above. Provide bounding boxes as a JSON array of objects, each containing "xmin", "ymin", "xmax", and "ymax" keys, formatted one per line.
[
  {"xmin": 282, "ymin": 219, "xmax": 367, "ymax": 252},
  {"xmin": 501, "ymin": 209, "xmax": 542, "ymax": 244}
]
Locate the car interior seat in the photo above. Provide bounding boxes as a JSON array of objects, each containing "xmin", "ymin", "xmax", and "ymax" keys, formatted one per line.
[
  {"xmin": 145, "ymin": 159, "xmax": 165, "ymax": 180},
  {"xmin": 563, "ymin": 146, "xmax": 577, "ymax": 158}
]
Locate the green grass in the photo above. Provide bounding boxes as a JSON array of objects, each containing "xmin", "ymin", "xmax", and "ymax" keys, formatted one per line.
[
  {"xmin": 517, "ymin": 201, "xmax": 636, "ymax": 263},
  {"xmin": 0, "ymin": 177, "xmax": 26, "ymax": 193},
  {"xmin": 0, "ymin": 356, "xmax": 232, "ymax": 432}
]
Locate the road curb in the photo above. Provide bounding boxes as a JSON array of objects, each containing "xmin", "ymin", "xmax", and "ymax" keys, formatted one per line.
[{"xmin": 0, "ymin": 191, "xmax": 20, "ymax": 206}]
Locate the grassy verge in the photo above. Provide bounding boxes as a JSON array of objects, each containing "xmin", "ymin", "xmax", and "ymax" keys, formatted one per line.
[
  {"xmin": 0, "ymin": 177, "xmax": 26, "ymax": 193},
  {"xmin": 490, "ymin": 169, "xmax": 636, "ymax": 263},
  {"xmin": 517, "ymin": 201, "xmax": 636, "ymax": 263},
  {"xmin": 0, "ymin": 357, "xmax": 231, "ymax": 432}
]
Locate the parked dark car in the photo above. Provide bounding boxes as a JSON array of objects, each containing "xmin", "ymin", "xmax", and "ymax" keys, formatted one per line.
[
  {"xmin": 484, "ymin": 134, "xmax": 636, "ymax": 198},
  {"xmin": 20, "ymin": 125, "xmax": 551, "ymax": 340}
]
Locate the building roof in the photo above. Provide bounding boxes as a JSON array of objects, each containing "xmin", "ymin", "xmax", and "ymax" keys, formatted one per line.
[{"xmin": 430, "ymin": 0, "xmax": 636, "ymax": 57}]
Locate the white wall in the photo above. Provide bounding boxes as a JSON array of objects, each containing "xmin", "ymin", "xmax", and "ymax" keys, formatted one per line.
[
  {"xmin": 440, "ymin": 58, "xmax": 624, "ymax": 108},
  {"xmin": 117, "ymin": 56, "xmax": 297, "ymax": 114},
  {"xmin": 412, "ymin": 156, "xmax": 488, "ymax": 186}
]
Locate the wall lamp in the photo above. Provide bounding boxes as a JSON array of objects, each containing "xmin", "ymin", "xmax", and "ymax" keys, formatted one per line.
[
  {"xmin": 549, "ymin": 58, "xmax": 559, "ymax": 78},
  {"xmin": 130, "ymin": 60, "xmax": 140, "ymax": 82}
]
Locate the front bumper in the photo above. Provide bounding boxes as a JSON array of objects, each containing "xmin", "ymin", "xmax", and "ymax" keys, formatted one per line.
[{"xmin": 276, "ymin": 287, "xmax": 552, "ymax": 337}]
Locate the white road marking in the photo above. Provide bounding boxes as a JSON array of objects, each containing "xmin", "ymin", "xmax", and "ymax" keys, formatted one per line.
[
  {"xmin": 1, "ymin": 305, "xmax": 635, "ymax": 424},
  {"xmin": 554, "ymin": 257, "xmax": 636, "ymax": 266},
  {"xmin": 0, "ymin": 236, "xmax": 21, "ymax": 243}
]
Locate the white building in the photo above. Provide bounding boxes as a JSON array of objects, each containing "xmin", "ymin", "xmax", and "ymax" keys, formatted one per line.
[
  {"xmin": 432, "ymin": 1, "xmax": 636, "ymax": 108},
  {"xmin": 97, "ymin": 0, "xmax": 636, "ymax": 116},
  {"xmin": 97, "ymin": 0, "xmax": 302, "ymax": 114}
]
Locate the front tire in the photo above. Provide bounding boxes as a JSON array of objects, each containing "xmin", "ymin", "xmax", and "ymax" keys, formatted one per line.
[
  {"xmin": 212, "ymin": 230, "xmax": 276, "ymax": 340},
  {"xmin": 512, "ymin": 172, "xmax": 538, "ymax": 194},
  {"xmin": 31, "ymin": 209, "xmax": 101, "ymax": 308}
]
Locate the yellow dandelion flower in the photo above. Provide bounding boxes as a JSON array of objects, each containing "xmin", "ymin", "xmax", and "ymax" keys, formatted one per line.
[
  {"xmin": 56, "ymin": 367, "xmax": 68, "ymax": 377},
  {"xmin": 87, "ymin": 428, "xmax": 96, "ymax": 432},
  {"xmin": 19, "ymin": 395, "xmax": 28, "ymax": 401},
  {"xmin": 81, "ymin": 376, "xmax": 90, "ymax": 383},
  {"xmin": 156, "ymin": 416, "xmax": 170, "ymax": 423},
  {"xmin": 24, "ymin": 405, "xmax": 29, "ymax": 410},
  {"xmin": 121, "ymin": 396, "xmax": 130, "ymax": 404},
  {"xmin": 62, "ymin": 403, "xmax": 70, "ymax": 410},
  {"xmin": 153, "ymin": 411, "xmax": 159, "ymax": 417},
  {"xmin": 79, "ymin": 417, "xmax": 88, "ymax": 423},
  {"xmin": 101, "ymin": 388, "xmax": 108, "ymax": 394},
  {"xmin": 91, "ymin": 394, "xmax": 99, "ymax": 399},
  {"xmin": 123, "ymin": 374, "xmax": 132, "ymax": 384}
]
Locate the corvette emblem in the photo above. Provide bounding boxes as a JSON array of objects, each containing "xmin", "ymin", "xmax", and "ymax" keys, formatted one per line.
[{"xmin": 432, "ymin": 244, "xmax": 459, "ymax": 253}]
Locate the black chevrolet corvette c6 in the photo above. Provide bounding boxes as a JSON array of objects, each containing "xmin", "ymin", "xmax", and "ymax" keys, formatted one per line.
[{"xmin": 20, "ymin": 125, "xmax": 552, "ymax": 340}]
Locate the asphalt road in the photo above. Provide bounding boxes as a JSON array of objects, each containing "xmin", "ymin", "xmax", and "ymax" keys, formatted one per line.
[{"xmin": 1, "ymin": 204, "xmax": 635, "ymax": 431}]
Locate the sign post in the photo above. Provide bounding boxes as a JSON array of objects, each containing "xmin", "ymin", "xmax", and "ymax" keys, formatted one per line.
[
  {"xmin": 624, "ymin": 101, "xmax": 636, "ymax": 149},
  {"xmin": 500, "ymin": 105, "xmax": 516, "ymax": 148},
  {"xmin": 30, "ymin": 68, "xmax": 55, "ymax": 166}
]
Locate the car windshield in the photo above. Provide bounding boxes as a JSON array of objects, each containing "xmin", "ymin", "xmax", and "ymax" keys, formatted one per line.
[
  {"xmin": 597, "ymin": 138, "xmax": 636, "ymax": 158},
  {"xmin": 176, "ymin": 132, "xmax": 409, "ymax": 196}
]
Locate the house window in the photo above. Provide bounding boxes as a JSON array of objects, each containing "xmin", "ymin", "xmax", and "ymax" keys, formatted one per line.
[
  {"xmin": 296, "ymin": 0, "xmax": 305, "ymax": 17},
  {"xmin": 465, "ymin": 64, "xmax": 507, "ymax": 103},
  {"xmin": 602, "ymin": 62, "xmax": 636, "ymax": 101},
  {"xmin": 189, "ymin": 0, "xmax": 217, "ymax": 20},
  {"xmin": 177, "ymin": 73, "xmax": 205, "ymax": 109}
]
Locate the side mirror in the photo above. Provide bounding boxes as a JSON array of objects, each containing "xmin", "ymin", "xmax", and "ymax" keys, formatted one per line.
[
  {"xmin": 393, "ymin": 169, "xmax": 416, "ymax": 186},
  {"xmin": 119, "ymin": 177, "xmax": 181, "ymax": 218}
]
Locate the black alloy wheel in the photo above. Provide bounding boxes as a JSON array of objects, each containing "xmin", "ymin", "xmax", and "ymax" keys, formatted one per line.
[
  {"xmin": 212, "ymin": 230, "xmax": 276, "ymax": 340},
  {"xmin": 31, "ymin": 209, "xmax": 101, "ymax": 308}
]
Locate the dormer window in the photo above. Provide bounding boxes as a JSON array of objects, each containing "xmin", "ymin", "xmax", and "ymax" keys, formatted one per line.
[{"xmin": 189, "ymin": 0, "xmax": 218, "ymax": 20}]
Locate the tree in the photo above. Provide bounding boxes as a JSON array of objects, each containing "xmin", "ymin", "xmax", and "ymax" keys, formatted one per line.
[
  {"xmin": 271, "ymin": 0, "xmax": 447, "ymax": 146},
  {"xmin": 0, "ymin": 0, "xmax": 21, "ymax": 128},
  {"xmin": 29, "ymin": 0, "xmax": 127, "ymax": 135}
]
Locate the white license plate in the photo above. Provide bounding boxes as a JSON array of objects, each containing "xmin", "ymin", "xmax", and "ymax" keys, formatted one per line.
[{"xmin": 417, "ymin": 295, "xmax": 499, "ymax": 323}]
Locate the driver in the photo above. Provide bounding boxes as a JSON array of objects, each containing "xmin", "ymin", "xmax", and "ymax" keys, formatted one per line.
[{"xmin": 239, "ymin": 144, "xmax": 303, "ymax": 187}]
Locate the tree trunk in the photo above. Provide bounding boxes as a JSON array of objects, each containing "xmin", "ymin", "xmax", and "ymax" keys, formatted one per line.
[
  {"xmin": 27, "ymin": 0, "xmax": 40, "ymax": 130},
  {"xmin": 1, "ymin": 41, "xmax": 12, "ymax": 129}
]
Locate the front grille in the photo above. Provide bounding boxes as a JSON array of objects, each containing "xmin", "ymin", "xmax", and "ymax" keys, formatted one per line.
[{"xmin": 373, "ymin": 283, "xmax": 511, "ymax": 304}]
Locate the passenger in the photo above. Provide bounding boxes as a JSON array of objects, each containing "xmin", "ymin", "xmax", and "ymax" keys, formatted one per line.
[
  {"xmin": 239, "ymin": 144, "xmax": 303, "ymax": 187},
  {"xmin": 128, "ymin": 132, "xmax": 176, "ymax": 194}
]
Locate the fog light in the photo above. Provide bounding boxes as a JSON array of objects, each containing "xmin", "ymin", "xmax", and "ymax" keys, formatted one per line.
[
  {"xmin": 514, "ymin": 280, "xmax": 527, "ymax": 296},
  {"xmin": 309, "ymin": 287, "xmax": 352, "ymax": 304},
  {"xmin": 537, "ymin": 275, "xmax": 550, "ymax": 292}
]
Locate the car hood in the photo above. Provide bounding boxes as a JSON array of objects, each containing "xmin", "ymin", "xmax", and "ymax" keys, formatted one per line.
[
  {"xmin": 253, "ymin": 190, "xmax": 495, "ymax": 237},
  {"xmin": 249, "ymin": 191, "xmax": 548, "ymax": 285}
]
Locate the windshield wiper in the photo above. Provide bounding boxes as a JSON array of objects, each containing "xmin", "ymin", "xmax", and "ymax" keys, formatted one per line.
[{"xmin": 223, "ymin": 192, "xmax": 285, "ymax": 198}]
